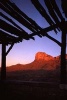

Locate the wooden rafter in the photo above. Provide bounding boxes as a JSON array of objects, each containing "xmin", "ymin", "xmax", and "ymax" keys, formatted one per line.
[
  {"xmin": 0, "ymin": 30, "xmax": 22, "ymax": 44},
  {"xmin": 44, "ymin": 0, "xmax": 61, "ymax": 23},
  {"xmin": 0, "ymin": 1, "xmax": 40, "ymax": 33},
  {"xmin": 6, "ymin": 0, "xmax": 42, "ymax": 31},
  {"xmin": 50, "ymin": 0, "xmax": 64, "ymax": 20},
  {"xmin": 0, "ymin": 19, "xmax": 30, "ymax": 39},
  {"xmin": 31, "ymin": 0, "xmax": 58, "ymax": 33},
  {"xmin": 30, "ymin": 21, "xmax": 67, "ymax": 36},
  {"xmin": 0, "ymin": 12, "xmax": 24, "ymax": 31}
]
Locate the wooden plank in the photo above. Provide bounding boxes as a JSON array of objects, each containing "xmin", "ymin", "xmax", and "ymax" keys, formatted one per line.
[
  {"xmin": 50, "ymin": 0, "xmax": 64, "ymax": 20},
  {"xmin": 44, "ymin": 0, "xmax": 60, "ymax": 25},
  {"xmin": 0, "ymin": 2, "xmax": 38, "ymax": 32},
  {"xmin": 0, "ymin": 19, "xmax": 29, "ymax": 38},
  {"xmin": 0, "ymin": 12, "xmax": 24, "ymax": 31},
  {"xmin": 7, "ymin": 1, "xmax": 42, "ymax": 31},
  {"xmin": 0, "ymin": 30, "xmax": 17, "ymax": 39},
  {"xmin": 30, "ymin": 21, "xmax": 67, "ymax": 36},
  {"xmin": 0, "ymin": 30, "xmax": 22, "ymax": 44},
  {"xmin": 31, "ymin": 0, "xmax": 55, "ymax": 25},
  {"xmin": 31, "ymin": 0, "xmax": 57, "ymax": 33}
]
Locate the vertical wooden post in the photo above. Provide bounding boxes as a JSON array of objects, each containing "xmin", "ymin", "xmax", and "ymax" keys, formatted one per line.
[
  {"xmin": 60, "ymin": 27, "xmax": 66, "ymax": 84},
  {"xmin": 1, "ymin": 43, "xmax": 6, "ymax": 80}
]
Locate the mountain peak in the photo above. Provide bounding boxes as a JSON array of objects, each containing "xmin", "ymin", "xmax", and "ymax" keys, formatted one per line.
[
  {"xmin": 6, "ymin": 52, "xmax": 67, "ymax": 72},
  {"xmin": 35, "ymin": 52, "xmax": 54, "ymax": 61}
]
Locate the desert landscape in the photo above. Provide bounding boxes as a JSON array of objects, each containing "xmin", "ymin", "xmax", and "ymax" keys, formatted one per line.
[
  {"xmin": 0, "ymin": 52, "xmax": 67, "ymax": 100},
  {"xmin": 1, "ymin": 0, "xmax": 67, "ymax": 99},
  {"xmin": 5, "ymin": 52, "xmax": 67, "ymax": 82}
]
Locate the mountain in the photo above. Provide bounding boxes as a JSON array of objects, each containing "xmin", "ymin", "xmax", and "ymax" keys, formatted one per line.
[
  {"xmin": 7, "ymin": 52, "xmax": 67, "ymax": 72},
  {"xmin": 35, "ymin": 52, "xmax": 54, "ymax": 61}
]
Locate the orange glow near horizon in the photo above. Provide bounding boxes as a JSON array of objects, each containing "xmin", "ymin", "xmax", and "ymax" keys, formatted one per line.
[{"xmin": 0, "ymin": 0, "xmax": 67, "ymax": 67}]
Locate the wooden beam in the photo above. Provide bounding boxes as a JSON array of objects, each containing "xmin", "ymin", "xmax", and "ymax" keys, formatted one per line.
[
  {"xmin": 0, "ymin": 12, "xmax": 24, "ymax": 31},
  {"xmin": 0, "ymin": 30, "xmax": 17, "ymax": 39},
  {"xmin": 1, "ymin": 43, "xmax": 6, "ymax": 80},
  {"xmin": 46, "ymin": 34, "xmax": 61, "ymax": 46},
  {"xmin": 60, "ymin": 21, "xmax": 67, "ymax": 84},
  {"xmin": 0, "ymin": 20, "xmax": 35, "ymax": 40},
  {"xmin": 0, "ymin": 19, "xmax": 30, "ymax": 40},
  {"xmin": 30, "ymin": 21, "xmax": 67, "ymax": 36},
  {"xmin": 6, "ymin": 1, "xmax": 42, "ymax": 31},
  {"xmin": 0, "ymin": 30, "xmax": 21, "ymax": 44},
  {"xmin": 44, "ymin": 0, "xmax": 60, "ymax": 28},
  {"xmin": 0, "ymin": 19, "xmax": 25, "ymax": 37},
  {"xmin": 0, "ymin": 2, "xmax": 37, "ymax": 33},
  {"xmin": 31, "ymin": 0, "xmax": 57, "ymax": 33},
  {"xmin": 50, "ymin": 0, "xmax": 64, "ymax": 20},
  {"xmin": 6, "ymin": 43, "xmax": 14, "ymax": 56}
]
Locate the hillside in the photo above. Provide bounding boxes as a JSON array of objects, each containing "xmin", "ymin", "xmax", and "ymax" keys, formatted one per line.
[{"xmin": 7, "ymin": 52, "xmax": 67, "ymax": 72}]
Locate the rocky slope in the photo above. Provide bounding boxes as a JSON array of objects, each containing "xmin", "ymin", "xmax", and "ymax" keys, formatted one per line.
[
  {"xmin": 7, "ymin": 52, "xmax": 67, "ymax": 72},
  {"xmin": 35, "ymin": 52, "xmax": 54, "ymax": 61}
]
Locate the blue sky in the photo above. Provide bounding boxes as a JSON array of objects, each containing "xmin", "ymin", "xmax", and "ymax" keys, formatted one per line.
[{"xmin": 0, "ymin": 0, "xmax": 67, "ymax": 66}]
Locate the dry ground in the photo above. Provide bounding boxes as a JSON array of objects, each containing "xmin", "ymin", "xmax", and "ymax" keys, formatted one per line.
[
  {"xmin": 0, "ymin": 70, "xmax": 67, "ymax": 100},
  {"xmin": 0, "ymin": 80, "xmax": 67, "ymax": 100}
]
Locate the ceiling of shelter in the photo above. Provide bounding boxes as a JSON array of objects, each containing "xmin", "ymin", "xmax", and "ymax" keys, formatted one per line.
[{"xmin": 0, "ymin": 0, "xmax": 67, "ymax": 45}]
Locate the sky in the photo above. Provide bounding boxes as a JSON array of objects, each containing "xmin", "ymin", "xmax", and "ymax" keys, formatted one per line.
[{"xmin": 0, "ymin": 0, "xmax": 67, "ymax": 66}]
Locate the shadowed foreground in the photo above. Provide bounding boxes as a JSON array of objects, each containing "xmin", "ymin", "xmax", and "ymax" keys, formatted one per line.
[
  {"xmin": 0, "ymin": 60, "xmax": 67, "ymax": 100},
  {"xmin": 0, "ymin": 69, "xmax": 67, "ymax": 100},
  {"xmin": 0, "ymin": 80, "xmax": 67, "ymax": 100}
]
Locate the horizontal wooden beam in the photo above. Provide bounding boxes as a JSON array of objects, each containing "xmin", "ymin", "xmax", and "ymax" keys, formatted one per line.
[
  {"xmin": 0, "ymin": 30, "xmax": 23, "ymax": 44},
  {"xmin": 0, "ymin": 30, "xmax": 17, "ymax": 39},
  {"xmin": 30, "ymin": 21, "xmax": 67, "ymax": 36},
  {"xmin": 30, "ymin": 21, "xmax": 67, "ymax": 46}
]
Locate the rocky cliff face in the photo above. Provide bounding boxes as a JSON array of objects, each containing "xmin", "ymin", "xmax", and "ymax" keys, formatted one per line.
[
  {"xmin": 35, "ymin": 52, "xmax": 60, "ymax": 70},
  {"xmin": 35, "ymin": 52, "xmax": 54, "ymax": 61},
  {"xmin": 7, "ymin": 52, "xmax": 67, "ymax": 71}
]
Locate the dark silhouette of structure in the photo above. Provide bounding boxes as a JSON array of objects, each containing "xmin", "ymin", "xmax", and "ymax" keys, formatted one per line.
[
  {"xmin": 0, "ymin": 0, "xmax": 67, "ymax": 86},
  {"xmin": 31, "ymin": 0, "xmax": 67, "ymax": 85},
  {"xmin": 61, "ymin": 0, "xmax": 67, "ymax": 18}
]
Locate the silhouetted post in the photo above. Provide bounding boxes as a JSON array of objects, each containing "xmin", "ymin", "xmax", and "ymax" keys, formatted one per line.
[
  {"xmin": 60, "ymin": 21, "xmax": 66, "ymax": 84},
  {"xmin": 1, "ymin": 43, "xmax": 6, "ymax": 80}
]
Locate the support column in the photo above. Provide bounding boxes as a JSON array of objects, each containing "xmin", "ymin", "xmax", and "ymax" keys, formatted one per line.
[
  {"xmin": 60, "ymin": 29, "xmax": 66, "ymax": 84},
  {"xmin": 1, "ymin": 43, "xmax": 6, "ymax": 80}
]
